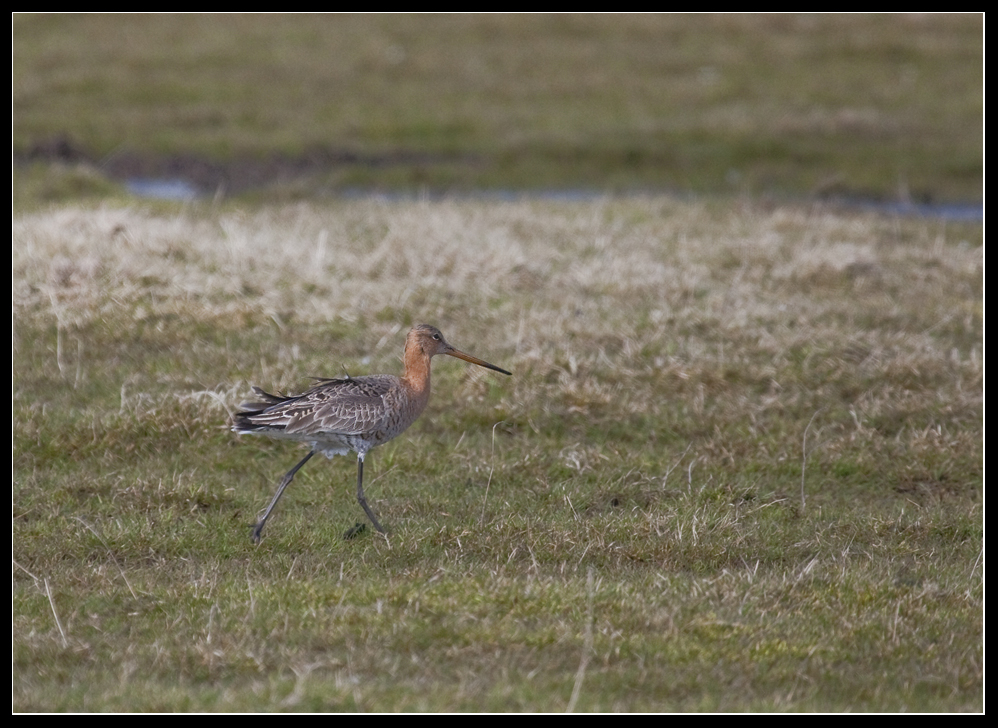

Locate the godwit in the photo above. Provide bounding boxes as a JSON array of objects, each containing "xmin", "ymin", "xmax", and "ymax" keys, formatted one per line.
[{"xmin": 233, "ymin": 324, "xmax": 511, "ymax": 542}]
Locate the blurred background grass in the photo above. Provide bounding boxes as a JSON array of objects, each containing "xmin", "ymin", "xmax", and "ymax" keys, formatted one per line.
[{"xmin": 13, "ymin": 13, "xmax": 982, "ymax": 204}]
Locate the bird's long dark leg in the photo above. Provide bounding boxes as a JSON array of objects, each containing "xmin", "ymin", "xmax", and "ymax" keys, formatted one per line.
[
  {"xmin": 356, "ymin": 453, "xmax": 386, "ymax": 533},
  {"xmin": 252, "ymin": 450, "xmax": 315, "ymax": 543}
]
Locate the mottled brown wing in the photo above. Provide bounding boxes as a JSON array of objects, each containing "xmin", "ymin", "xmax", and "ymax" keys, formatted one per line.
[
  {"xmin": 287, "ymin": 376, "xmax": 397, "ymax": 436},
  {"xmin": 234, "ymin": 376, "xmax": 396, "ymax": 437}
]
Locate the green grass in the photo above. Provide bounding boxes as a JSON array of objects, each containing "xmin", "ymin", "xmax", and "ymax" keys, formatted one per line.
[
  {"xmin": 12, "ymin": 14, "xmax": 983, "ymax": 202},
  {"xmin": 12, "ymin": 197, "xmax": 982, "ymax": 711}
]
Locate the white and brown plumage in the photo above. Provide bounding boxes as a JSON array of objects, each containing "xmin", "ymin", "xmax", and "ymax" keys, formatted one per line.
[{"xmin": 233, "ymin": 324, "xmax": 511, "ymax": 542}]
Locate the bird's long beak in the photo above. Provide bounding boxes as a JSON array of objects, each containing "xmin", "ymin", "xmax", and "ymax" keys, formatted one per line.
[{"xmin": 445, "ymin": 347, "xmax": 512, "ymax": 376}]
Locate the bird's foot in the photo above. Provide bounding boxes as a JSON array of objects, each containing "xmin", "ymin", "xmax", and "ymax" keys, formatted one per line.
[{"xmin": 343, "ymin": 522, "xmax": 367, "ymax": 540}]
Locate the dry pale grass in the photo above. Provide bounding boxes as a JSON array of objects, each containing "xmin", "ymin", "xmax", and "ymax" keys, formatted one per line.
[
  {"xmin": 14, "ymin": 198, "xmax": 982, "ymax": 341},
  {"xmin": 14, "ymin": 196, "xmax": 981, "ymax": 435}
]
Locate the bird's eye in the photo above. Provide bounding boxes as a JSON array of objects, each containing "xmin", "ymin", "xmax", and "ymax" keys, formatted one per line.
[{"xmin": 432, "ymin": 334, "xmax": 441, "ymax": 340}]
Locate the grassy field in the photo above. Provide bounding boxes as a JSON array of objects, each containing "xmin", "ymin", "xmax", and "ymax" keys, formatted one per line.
[
  {"xmin": 12, "ymin": 197, "xmax": 982, "ymax": 711},
  {"xmin": 12, "ymin": 14, "xmax": 983, "ymax": 202},
  {"xmin": 11, "ymin": 11, "xmax": 984, "ymax": 713}
]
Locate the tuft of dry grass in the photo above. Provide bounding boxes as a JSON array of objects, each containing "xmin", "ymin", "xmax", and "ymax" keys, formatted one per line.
[{"xmin": 13, "ymin": 197, "xmax": 981, "ymax": 711}]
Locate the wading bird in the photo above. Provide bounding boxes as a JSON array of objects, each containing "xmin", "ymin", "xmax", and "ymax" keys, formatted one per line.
[{"xmin": 233, "ymin": 324, "xmax": 511, "ymax": 542}]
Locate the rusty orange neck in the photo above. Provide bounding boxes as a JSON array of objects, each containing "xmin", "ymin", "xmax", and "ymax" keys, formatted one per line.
[{"xmin": 401, "ymin": 337, "xmax": 433, "ymax": 397}]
